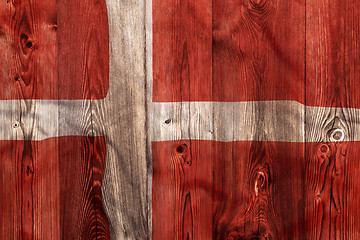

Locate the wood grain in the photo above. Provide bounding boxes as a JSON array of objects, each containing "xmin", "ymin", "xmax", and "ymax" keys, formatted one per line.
[
  {"xmin": 0, "ymin": 0, "xmax": 109, "ymax": 99},
  {"xmin": 152, "ymin": 141, "xmax": 305, "ymax": 239},
  {"xmin": 58, "ymin": 0, "xmax": 109, "ymax": 100},
  {"xmin": 0, "ymin": 0, "xmax": 111, "ymax": 239},
  {"xmin": 212, "ymin": 0, "xmax": 305, "ymax": 102},
  {"xmin": 152, "ymin": 0, "xmax": 212, "ymax": 102},
  {"xmin": 0, "ymin": 136, "xmax": 109, "ymax": 239},
  {"xmin": 151, "ymin": 0, "xmax": 358, "ymax": 238},
  {"xmin": 153, "ymin": 0, "xmax": 304, "ymax": 102},
  {"xmin": 99, "ymin": 0, "xmax": 150, "ymax": 239},
  {"xmin": 2, "ymin": 0, "xmax": 360, "ymax": 239},
  {"xmin": 305, "ymin": 0, "xmax": 360, "ymax": 239}
]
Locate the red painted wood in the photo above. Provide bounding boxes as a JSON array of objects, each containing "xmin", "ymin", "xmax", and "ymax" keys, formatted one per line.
[
  {"xmin": 304, "ymin": 2, "xmax": 360, "ymax": 238},
  {"xmin": 152, "ymin": 1, "xmax": 360, "ymax": 239},
  {"xmin": 153, "ymin": 0, "xmax": 360, "ymax": 109},
  {"xmin": 304, "ymin": 141, "xmax": 360, "ymax": 239},
  {"xmin": 0, "ymin": 0, "xmax": 109, "ymax": 99},
  {"xmin": 58, "ymin": 0, "xmax": 109, "ymax": 100},
  {"xmin": 152, "ymin": 0, "xmax": 212, "ymax": 102},
  {"xmin": 0, "ymin": 136, "xmax": 109, "ymax": 239},
  {"xmin": 152, "ymin": 140, "xmax": 360, "ymax": 239},
  {"xmin": 306, "ymin": 0, "xmax": 360, "ymax": 108},
  {"xmin": 153, "ymin": 0, "xmax": 305, "ymax": 104},
  {"xmin": 152, "ymin": 140, "xmax": 304, "ymax": 239},
  {"xmin": 212, "ymin": 0, "xmax": 305, "ymax": 103},
  {"xmin": 152, "ymin": 141, "xmax": 213, "ymax": 239}
]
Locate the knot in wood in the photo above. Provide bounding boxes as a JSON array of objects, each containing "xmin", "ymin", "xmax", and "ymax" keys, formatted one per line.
[
  {"xmin": 329, "ymin": 128, "xmax": 345, "ymax": 142},
  {"xmin": 20, "ymin": 33, "xmax": 34, "ymax": 53},
  {"xmin": 250, "ymin": 0, "xmax": 263, "ymax": 6},
  {"xmin": 176, "ymin": 143, "xmax": 187, "ymax": 154},
  {"xmin": 318, "ymin": 143, "xmax": 330, "ymax": 156},
  {"xmin": 254, "ymin": 171, "xmax": 267, "ymax": 195},
  {"xmin": 176, "ymin": 143, "xmax": 192, "ymax": 165},
  {"xmin": 248, "ymin": 0, "xmax": 268, "ymax": 13},
  {"xmin": 26, "ymin": 165, "xmax": 34, "ymax": 176}
]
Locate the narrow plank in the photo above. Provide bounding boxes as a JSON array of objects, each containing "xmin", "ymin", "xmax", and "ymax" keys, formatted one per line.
[
  {"xmin": 0, "ymin": 136, "xmax": 109, "ymax": 239},
  {"xmin": 152, "ymin": 140, "xmax": 213, "ymax": 239},
  {"xmin": 59, "ymin": 136, "xmax": 109, "ymax": 239},
  {"xmin": 152, "ymin": 0, "xmax": 212, "ymax": 102},
  {"xmin": 99, "ymin": 0, "xmax": 150, "ymax": 239},
  {"xmin": 305, "ymin": 0, "xmax": 360, "ymax": 109},
  {"xmin": 151, "ymin": 1, "xmax": 214, "ymax": 239},
  {"xmin": 305, "ymin": 0, "xmax": 360, "ymax": 239},
  {"xmin": 0, "ymin": 140, "xmax": 23, "ymax": 240},
  {"xmin": 58, "ymin": 0, "xmax": 109, "ymax": 100}
]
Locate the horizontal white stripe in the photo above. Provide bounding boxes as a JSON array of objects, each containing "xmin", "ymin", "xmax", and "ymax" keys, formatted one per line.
[
  {"xmin": 149, "ymin": 101, "xmax": 356, "ymax": 142},
  {"xmin": 0, "ymin": 100, "xmax": 94, "ymax": 141},
  {"xmin": 0, "ymin": 100, "xmax": 356, "ymax": 142}
]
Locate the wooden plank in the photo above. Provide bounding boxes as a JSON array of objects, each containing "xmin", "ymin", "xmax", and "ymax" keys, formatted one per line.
[
  {"xmin": 59, "ymin": 136, "xmax": 109, "ymax": 239},
  {"xmin": 99, "ymin": 0, "xmax": 150, "ymax": 239},
  {"xmin": 152, "ymin": 0, "xmax": 212, "ymax": 102},
  {"xmin": 152, "ymin": 140, "xmax": 213, "ymax": 239},
  {"xmin": 305, "ymin": 0, "xmax": 360, "ymax": 239},
  {"xmin": 58, "ymin": 0, "xmax": 109, "ymax": 100}
]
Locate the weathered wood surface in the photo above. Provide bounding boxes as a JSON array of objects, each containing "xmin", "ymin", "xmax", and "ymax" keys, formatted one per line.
[
  {"xmin": 1, "ymin": 0, "xmax": 360, "ymax": 239},
  {"xmin": 100, "ymin": 0, "xmax": 150, "ymax": 239}
]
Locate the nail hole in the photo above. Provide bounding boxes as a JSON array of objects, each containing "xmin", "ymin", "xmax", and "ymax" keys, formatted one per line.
[
  {"xmin": 13, "ymin": 122, "xmax": 19, "ymax": 128},
  {"xmin": 14, "ymin": 77, "xmax": 19, "ymax": 81},
  {"xmin": 164, "ymin": 119, "xmax": 171, "ymax": 124},
  {"xmin": 330, "ymin": 129, "xmax": 345, "ymax": 142}
]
